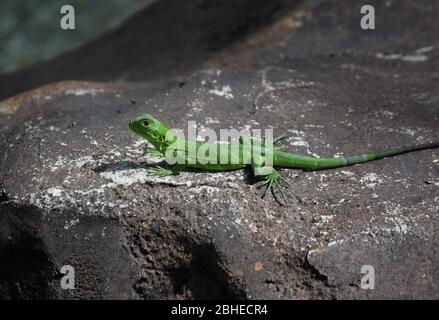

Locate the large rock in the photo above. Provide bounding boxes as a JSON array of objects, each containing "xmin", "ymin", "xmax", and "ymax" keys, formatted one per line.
[
  {"xmin": 2, "ymin": 0, "xmax": 438, "ymax": 102},
  {"xmin": 0, "ymin": 0, "xmax": 299, "ymax": 101},
  {"xmin": 0, "ymin": 0, "xmax": 438, "ymax": 299}
]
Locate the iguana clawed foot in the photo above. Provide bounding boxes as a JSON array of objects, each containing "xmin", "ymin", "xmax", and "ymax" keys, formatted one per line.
[
  {"xmin": 147, "ymin": 165, "xmax": 174, "ymax": 176},
  {"xmin": 147, "ymin": 164, "xmax": 186, "ymax": 177},
  {"xmin": 256, "ymin": 169, "xmax": 291, "ymax": 206}
]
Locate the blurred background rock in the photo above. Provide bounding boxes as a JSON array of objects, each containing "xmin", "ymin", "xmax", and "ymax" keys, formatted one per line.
[{"xmin": 0, "ymin": 0, "xmax": 156, "ymax": 74}]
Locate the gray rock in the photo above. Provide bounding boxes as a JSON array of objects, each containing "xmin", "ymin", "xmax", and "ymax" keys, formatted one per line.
[
  {"xmin": 0, "ymin": 0, "xmax": 298, "ymax": 101},
  {"xmin": 0, "ymin": 0, "xmax": 438, "ymax": 299}
]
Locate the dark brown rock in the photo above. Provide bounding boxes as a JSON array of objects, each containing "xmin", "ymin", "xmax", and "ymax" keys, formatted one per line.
[
  {"xmin": 0, "ymin": 0, "xmax": 438, "ymax": 299},
  {"xmin": 0, "ymin": 0, "xmax": 300, "ymax": 101}
]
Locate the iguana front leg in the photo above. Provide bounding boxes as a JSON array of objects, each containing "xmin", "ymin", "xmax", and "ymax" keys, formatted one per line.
[
  {"xmin": 144, "ymin": 147, "xmax": 164, "ymax": 158},
  {"xmin": 147, "ymin": 164, "xmax": 186, "ymax": 176}
]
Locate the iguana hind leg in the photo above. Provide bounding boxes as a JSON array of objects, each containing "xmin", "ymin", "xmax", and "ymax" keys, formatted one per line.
[
  {"xmin": 250, "ymin": 153, "xmax": 290, "ymax": 206},
  {"xmin": 239, "ymin": 133, "xmax": 287, "ymax": 146},
  {"xmin": 273, "ymin": 133, "xmax": 288, "ymax": 144},
  {"xmin": 239, "ymin": 134, "xmax": 287, "ymax": 152},
  {"xmin": 255, "ymin": 169, "xmax": 290, "ymax": 205}
]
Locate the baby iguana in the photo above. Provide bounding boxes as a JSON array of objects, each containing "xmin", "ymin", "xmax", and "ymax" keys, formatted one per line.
[{"xmin": 129, "ymin": 114, "xmax": 438, "ymax": 204}]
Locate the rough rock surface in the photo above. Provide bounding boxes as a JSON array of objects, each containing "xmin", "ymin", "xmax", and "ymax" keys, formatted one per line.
[{"xmin": 0, "ymin": 0, "xmax": 438, "ymax": 299}]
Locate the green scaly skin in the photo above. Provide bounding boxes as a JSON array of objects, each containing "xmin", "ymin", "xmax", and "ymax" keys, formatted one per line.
[{"xmin": 129, "ymin": 114, "xmax": 439, "ymax": 205}]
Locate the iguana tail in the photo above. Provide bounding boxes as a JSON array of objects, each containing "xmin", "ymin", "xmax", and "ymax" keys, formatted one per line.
[{"xmin": 277, "ymin": 142, "xmax": 439, "ymax": 169}]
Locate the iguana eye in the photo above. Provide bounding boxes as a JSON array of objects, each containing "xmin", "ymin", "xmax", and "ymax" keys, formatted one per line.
[{"xmin": 142, "ymin": 120, "xmax": 151, "ymax": 126}]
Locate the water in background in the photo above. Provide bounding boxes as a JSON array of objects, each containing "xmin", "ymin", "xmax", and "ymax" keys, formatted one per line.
[{"xmin": 0, "ymin": 0, "xmax": 157, "ymax": 74}]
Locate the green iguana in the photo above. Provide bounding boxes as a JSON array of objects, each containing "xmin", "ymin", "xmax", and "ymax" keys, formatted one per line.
[{"xmin": 129, "ymin": 114, "xmax": 438, "ymax": 204}]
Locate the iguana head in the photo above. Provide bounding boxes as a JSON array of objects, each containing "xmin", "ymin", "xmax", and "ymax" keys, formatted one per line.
[{"xmin": 129, "ymin": 114, "xmax": 172, "ymax": 149}]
